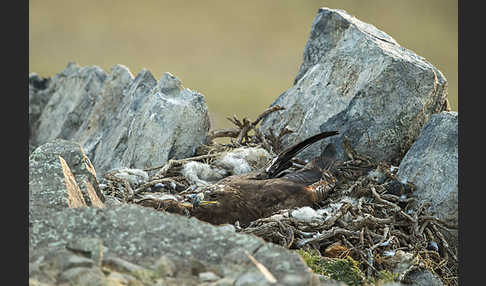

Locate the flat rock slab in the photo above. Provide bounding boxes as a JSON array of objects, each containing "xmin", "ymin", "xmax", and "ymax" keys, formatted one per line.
[
  {"xmin": 29, "ymin": 204, "xmax": 316, "ymax": 285},
  {"xmin": 260, "ymin": 7, "xmax": 448, "ymax": 164}
]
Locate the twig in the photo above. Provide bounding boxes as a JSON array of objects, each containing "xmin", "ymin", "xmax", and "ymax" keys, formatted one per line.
[
  {"xmin": 251, "ymin": 105, "xmax": 285, "ymax": 127},
  {"xmin": 207, "ymin": 105, "xmax": 285, "ymax": 144},
  {"xmin": 321, "ymin": 203, "xmax": 352, "ymax": 229},
  {"xmin": 418, "ymin": 216, "xmax": 458, "ymax": 230},
  {"xmin": 370, "ymin": 187, "xmax": 401, "ymax": 212},
  {"xmin": 296, "ymin": 227, "xmax": 360, "ymax": 247},
  {"xmin": 207, "ymin": 128, "xmax": 240, "ymax": 141}
]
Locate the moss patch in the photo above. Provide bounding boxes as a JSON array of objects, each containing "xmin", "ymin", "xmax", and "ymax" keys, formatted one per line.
[
  {"xmin": 297, "ymin": 249, "xmax": 400, "ymax": 285},
  {"xmin": 297, "ymin": 249, "xmax": 366, "ymax": 286}
]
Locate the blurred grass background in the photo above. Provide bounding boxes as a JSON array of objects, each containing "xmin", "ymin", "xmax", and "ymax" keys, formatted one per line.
[{"xmin": 29, "ymin": 0, "xmax": 457, "ymax": 130}]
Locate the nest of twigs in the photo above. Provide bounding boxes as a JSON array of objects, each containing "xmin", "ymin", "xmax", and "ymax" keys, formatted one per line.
[{"xmin": 101, "ymin": 106, "xmax": 458, "ymax": 286}]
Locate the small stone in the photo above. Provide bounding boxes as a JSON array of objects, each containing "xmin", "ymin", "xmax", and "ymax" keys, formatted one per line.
[
  {"xmin": 405, "ymin": 270, "xmax": 444, "ymax": 286},
  {"xmin": 66, "ymin": 237, "xmax": 104, "ymax": 266},
  {"xmin": 199, "ymin": 271, "xmax": 220, "ymax": 282},
  {"xmin": 153, "ymin": 183, "xmax": 166, "ymax": 192},
  {"xmin": 102, "ymin": 255, "xmax": 154, "ymax": 282},
  {"xmin": 427, "ymin": 241, "xmax": 439, "ymax": 252},
  {"xmin": 59, "ymin": 254, "xmax": 94, "ymax": 270},
  {"xmin": 103, "ymin": 255, "xmax": 146, "ymax": 273},
  {"xmin": 105, "ymin": 271, "xmax": 138, "ymax": 285}
]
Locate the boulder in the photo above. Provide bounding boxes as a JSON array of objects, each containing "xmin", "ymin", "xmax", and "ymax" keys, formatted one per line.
[
  {"xmin": 397, "ymin": 111, "xmax": 458, "ymax": 248},
  {"xmin": 260, "ymin": 8, "xmax": 448, "ymax": 164},
  {"xmin": 29, "ymin": 63, "xmax": 211, "ymax": 177},
  {"xmin": 29, "ymin": 139, "xmax": 104, "ymax": 224}
]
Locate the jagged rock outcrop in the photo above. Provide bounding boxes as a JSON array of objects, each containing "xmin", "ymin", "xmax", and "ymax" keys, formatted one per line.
[
  {"xmin": 29, "ymin": 63, "xmax": 211, "ymax": 177},
  {"xmin": 260, "ymin": 8, "xmax": 449, "ymax": 164}
]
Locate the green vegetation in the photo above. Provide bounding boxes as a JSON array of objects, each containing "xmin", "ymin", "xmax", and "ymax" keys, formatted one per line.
[
  {"xmin": 375, "ymin": 269, "xmax": 398, "ymax": 284},
  {"xmin": 297, "ymin": 249, "xmax": 398, "ymax": 286},
  {"xmin": 297, "ymin": 249, "xmax": 366, "ymax": 285}
]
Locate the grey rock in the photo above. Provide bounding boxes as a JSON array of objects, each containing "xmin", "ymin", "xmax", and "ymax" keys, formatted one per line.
[
  {"xmin": 102, "ymin": 254, "xmax": 148, "ymax": 274},
  {"xmin": 29, "ymin": 139, "xmax": 104, "ymax": 224},
  {"xmin": 404, "ymin": 270, "xmax": 444, "ymax": 286},
  {"xmin": 155, "ymin": 255, "xmax": 177, "ymax": 277},
  {"xmin": 105, "ymin": 271, "xmax": 138, "ymax": 285},
  {"xmin": 29, "ymin": 204, "xmax": 314, "ymax": 285},
  {"xmin": 155, "ymin": 277, "xmax": 200, "ymax": 286},
  {"xmin": 84, "ymin": 68, "xmax": 210, "ymax": 177},
  {"xmin": 397, "ymin": 111, "xmax": 457, "ymax": 224},
  {"xmin": 30, "ymin": 63, "xmax": 211, "ymax": 177},
  {"xmin": 103, "ymin": 195, "xmax": 123, "ymax": 207},
  {"xmin": 66, "ymin": 237, "xmax": 104, "ymax": 266},
  {"xmin": 29, "ymin": 72, "xmax": 52, "ymax": 153},
  {"xmin": 199, "ymin": 271, "xmax": 221, "ymax": 282},
  {"xmin": 234, "ymin": 270, "xmax": 273, "ymax": 286},
  {"xmin": 209, "ymin": 277, "xmax": 236, "ymax": 286},
  {"xmin": 260, "ymin": 8, "xmax": 448, "ymax": 164},
  {"xmin": 72, "ymin": 63, "xmax": 135, "ymax": 160},
  {"xmin": 280, "ymin": 274, "xmax": 314, "ymax": 286},
  {"xmin": 102, "ymin": 254, "xmax": 156, "ymax": 283},
  {"xmin": 58, "ymin": 266, "xmax": 106, "ymax": 285},
  {"xmin": 34, "ymin": 62, "xmax": 107, "ymax": 147},
  {"xmin": 57, "ymin": 252, "xmax": 95, "ymax": 271},
  {"xmin": 397, "ymin": 111, "xmax": 458, "ymax": 249}
]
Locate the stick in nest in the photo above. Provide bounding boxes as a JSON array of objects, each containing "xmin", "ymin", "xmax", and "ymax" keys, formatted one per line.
[
  {"xmin": 207, "ymin": 105, "xmax": 285, "ymax": 145},
  {"xmin": 265, "ymin": 125, "xmax": 293, "ymax": 154}
]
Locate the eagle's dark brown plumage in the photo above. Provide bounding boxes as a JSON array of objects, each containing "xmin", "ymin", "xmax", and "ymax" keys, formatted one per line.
[{"xmin": 190, "ymin": 130, "xmax": 339, "ymax": 226}]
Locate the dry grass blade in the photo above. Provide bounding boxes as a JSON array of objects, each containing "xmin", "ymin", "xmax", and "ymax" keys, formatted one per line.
[{"xmin": 244, "ymin": 250, "xmax": 277, "ymax": 284}]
